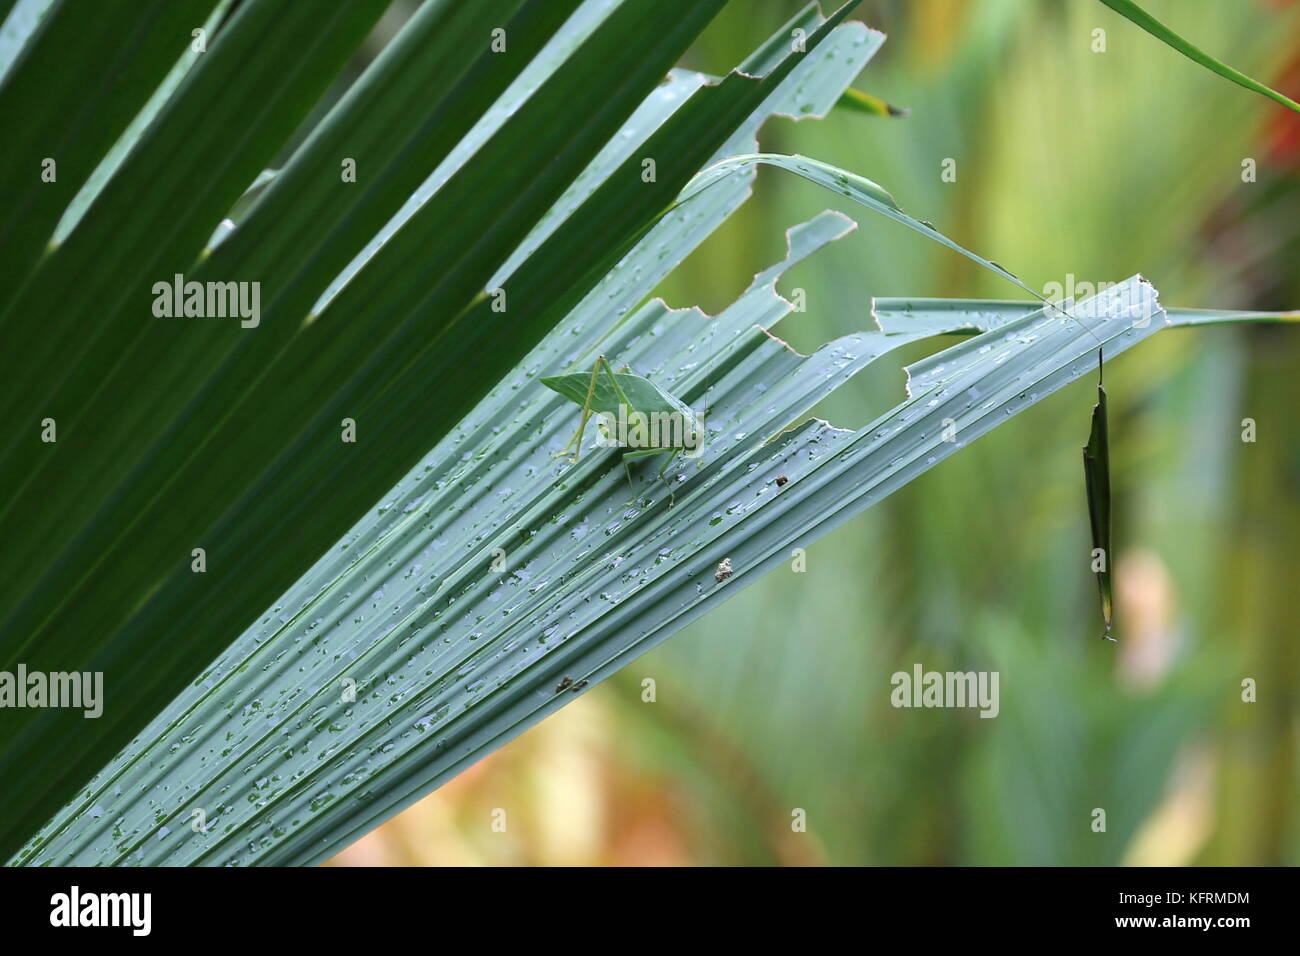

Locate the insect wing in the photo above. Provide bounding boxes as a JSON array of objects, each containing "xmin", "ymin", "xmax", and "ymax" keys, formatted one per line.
[
  {"xmin": 540, "ymin": 372, "xmax": 626, "ymax": 417},
  {"xmin": 1082, "ymin": 380, "xmax": 1113, "ymax": 637}
]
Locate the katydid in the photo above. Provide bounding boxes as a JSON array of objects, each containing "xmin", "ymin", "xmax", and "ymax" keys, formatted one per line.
[
  {"xmin": 1082, "ymin": 348, "xmax": 1115, "ymax": 642},
  {"xmin": 541, "ymin": 355, "xmax": 705, "ymax": 502}
]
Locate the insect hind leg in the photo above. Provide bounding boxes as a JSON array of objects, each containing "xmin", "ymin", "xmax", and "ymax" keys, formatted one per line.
[
  {"xmin": 620, "ymin": 446, "xmax": 682, "ymax": 506},
  {"xmin": 620, "ymin": 446, "xmax": 681, "ymax": 506},
  {"xmin": 554, "ymin": 356, "xmax": 605, "ymax": 461}
]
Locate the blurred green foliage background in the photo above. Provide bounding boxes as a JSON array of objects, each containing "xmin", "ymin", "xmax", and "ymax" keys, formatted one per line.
[{"xmin": 331, "ymin": 0, "xmax": 1300, "ymax": 866}]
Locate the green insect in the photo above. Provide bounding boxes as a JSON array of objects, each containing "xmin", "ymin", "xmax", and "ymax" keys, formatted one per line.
[
  {"xmin": 541, "ymin": 355, "xmax": 706, "ymax": 502},
  {"xmin": 1082, "ymin": 348, "xmax": 1115, "ymax": 642}
]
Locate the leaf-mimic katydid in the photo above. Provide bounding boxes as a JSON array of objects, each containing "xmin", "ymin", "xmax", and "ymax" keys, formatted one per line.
[
  {"xmin": 541, "ymin": 355, "xmax": 705, "ymax": 503},
  {"xmin": 1082, "ymin": 348, "xmax": 1115, "ymax": 642}
]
